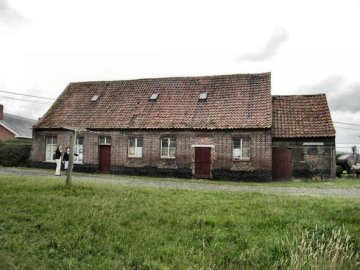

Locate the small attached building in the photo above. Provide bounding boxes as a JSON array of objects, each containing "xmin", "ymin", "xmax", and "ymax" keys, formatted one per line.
[{"xmin": 272, "ymin": 95, "xmax": 336, "ymax": 180}]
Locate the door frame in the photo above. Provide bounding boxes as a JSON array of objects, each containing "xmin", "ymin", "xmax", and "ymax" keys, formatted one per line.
[
  {"xmin": 272, "ymin": 147, "xmax": 292, "ymax": 180},
  {"xmin": 192, "ymin": 145, "xmax": 214, "ymax": 179},
  {"xmin": 99, "ymin": 145, "xmax": 111, "ymax": 174}
]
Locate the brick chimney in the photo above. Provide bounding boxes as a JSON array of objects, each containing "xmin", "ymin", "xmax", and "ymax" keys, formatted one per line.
[{"xmin": 0, "ymin": 104, "xmax": 3, "ymax": 120}]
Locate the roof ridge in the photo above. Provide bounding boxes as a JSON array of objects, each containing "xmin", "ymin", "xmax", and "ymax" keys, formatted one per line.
[
  {"xmin": 272, "ymin": 93, "xmax": 326, "ymax": 98},
  {"xmin": 68, "ymin": 72, "xmax": 271, "ymax": 85}
]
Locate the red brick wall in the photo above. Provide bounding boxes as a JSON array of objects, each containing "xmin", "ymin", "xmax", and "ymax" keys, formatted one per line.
[
  {"xmin": 0, "ymin": 125, "xmax": 16, "ymax": 140},
  {"xmin": 31, "ymin": 129, "xmax": 272, "ymax": 175}
]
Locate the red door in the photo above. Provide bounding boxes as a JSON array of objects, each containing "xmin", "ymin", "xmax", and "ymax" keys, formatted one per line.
[
  {"xmin": 99, "ymin": 145, "xmax": 111, "ymax": 174},
  {"xmin": 195, "ymin": 147, "xmax": 211, "ymax": 179},
  {"xmin": 272, "ymin": 147, "xmax": 292, "ymax": 180}
]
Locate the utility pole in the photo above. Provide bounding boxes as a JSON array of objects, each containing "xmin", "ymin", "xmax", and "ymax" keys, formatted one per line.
[
  {"xmin": 66, "ymin": 130, "xmax": 77, "ymax": 187},
  {"xmin": 62, "ymin": 126, "xmax": 85, "ymax": 187}
]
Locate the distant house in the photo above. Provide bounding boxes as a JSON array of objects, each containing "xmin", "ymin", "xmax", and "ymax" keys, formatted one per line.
[
  {"xmin": 0, "ymin": 104, "xmax": 37, "ymax": 140},
  {"xmin": 30, "ymin": 73, "xmax": 336, "ymax": 180}
]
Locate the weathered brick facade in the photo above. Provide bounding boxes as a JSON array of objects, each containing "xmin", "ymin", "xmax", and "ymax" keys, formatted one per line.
[
  {"xmin": 31, "ymin": 129, "xmax": 272, "ymax": 181},
  {"xmin": 30, "ymin": 73, "xmax": 336, "ymax": 181},
  {"xmin": 272, "ymin": 137, "xmax": 336, "ymax": 179}
]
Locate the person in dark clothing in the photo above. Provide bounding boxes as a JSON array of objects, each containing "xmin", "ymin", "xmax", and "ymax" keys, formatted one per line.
[
  {"xmin": 63, "ymin": 147, "xmax": 78, "ymax": 171},
  {"xmin": 54, "ymin": 145, "xmax": 62, "ymax": 176}
]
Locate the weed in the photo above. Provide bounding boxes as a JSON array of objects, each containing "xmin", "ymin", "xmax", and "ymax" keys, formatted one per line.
[{"xmin": 280, "ymin": 225, "xmax": 360, "ymax": 269}]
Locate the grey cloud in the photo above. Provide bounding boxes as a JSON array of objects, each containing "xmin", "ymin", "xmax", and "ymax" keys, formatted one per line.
[
  {"xmin": 0, "ymin": 98, "xmax": 49, "ymax": 121},
  {"xmin": 330, "ymin": 83, "xmax": 360, "ymax": 113},
  {"xmin": 336, "ymin": 128, "xmax": 360, "ymax": 151},
  {"xmin": 336, "ymin": 130, "xmax": 360, "ymax": 146},
  {"xmin": 237, "ymin": 27, "xmax": 289, "ymax": 62},
  {"xmin": 0, "ymin": 0, "xmax": 24, "ymax": 24},
  {"xmin": 298, "ymin": 76, "xmax": 360, "ymax": 113},
  {"xmin": 298, "ymin": 77, "xmax": 360, "ymax": 148}
]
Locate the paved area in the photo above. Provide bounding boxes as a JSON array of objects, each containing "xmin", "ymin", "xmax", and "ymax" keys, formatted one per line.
[{"xmin": 1, "ymin": 167, "xmax": 360, "ymax": 198}]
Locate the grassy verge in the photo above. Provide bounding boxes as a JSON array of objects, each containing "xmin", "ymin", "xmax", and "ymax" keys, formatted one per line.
[
  {"xmin": 1, "ymin": 174, "xmax": 360, "ymax": 269},
  {"xmin": 5, "ymin": 166, "xmax": 360, "ymax": 188}
]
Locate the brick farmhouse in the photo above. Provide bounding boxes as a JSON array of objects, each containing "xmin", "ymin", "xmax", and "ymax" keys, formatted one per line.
[{"xmin": 30, "ymin": 73, "xmax": 336, "ymax": 180}]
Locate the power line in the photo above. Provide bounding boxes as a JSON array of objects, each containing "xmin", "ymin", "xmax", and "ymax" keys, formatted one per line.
[
  {"xmin": 0, "ymin": 95, "xmax": 52, "ymax": 105},
  {"xmin": 333, "ymin": 121, "xmax": 360, "ymax": 127},
  {"xmin": 334, "ymin": 126, "xmax": 360, "ymax": 131},
  {"xmin": 0, "ymin": 90, "xmax": 56, "ymax": 100}
]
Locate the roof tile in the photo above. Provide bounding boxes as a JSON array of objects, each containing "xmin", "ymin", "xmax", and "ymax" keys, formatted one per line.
[
  {"xmin": 35, "ymin": 73, "xmax": 272, "ymax": 130},
  {"xmin": 272, "ymin": 94, "xmax": 335, "ymax": 138}
]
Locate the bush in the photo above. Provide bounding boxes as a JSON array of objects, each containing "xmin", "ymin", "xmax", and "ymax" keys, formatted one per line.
[{"xmin": 0, "ymin": 140, "xmax": 32, "ymax": 166}]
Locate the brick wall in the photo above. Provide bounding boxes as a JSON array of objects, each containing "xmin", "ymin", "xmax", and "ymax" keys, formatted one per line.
[
  {"xmin": 31, "ymin": 129, "xmax": 272, "ymax": 181},
  {"xmin": 272, "ymin": 137, "xmax": 336, "ymax": 179},
  {"xmin": 0, "ymin": 125, "xmax": 16, "ymax": 140}
]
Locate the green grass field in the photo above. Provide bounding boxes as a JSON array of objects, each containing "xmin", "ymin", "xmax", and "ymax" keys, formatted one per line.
[
  {"xmin": 9, "ymin": 166, "xmax": 360, "ymax": 189},
  {"xmin": 1, "ymin": 174, "xmax": 360, "ymax": 269}
]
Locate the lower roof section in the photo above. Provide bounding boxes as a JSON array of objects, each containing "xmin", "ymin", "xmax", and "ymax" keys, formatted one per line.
[{"xmin": 272, "ymin": 94, "xmax": 335, "ymax": 138}]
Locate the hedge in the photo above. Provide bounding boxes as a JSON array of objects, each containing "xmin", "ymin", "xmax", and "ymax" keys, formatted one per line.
[{"xmin": 0, "ymin": 140, "xmax": 32, "ymax": 167}]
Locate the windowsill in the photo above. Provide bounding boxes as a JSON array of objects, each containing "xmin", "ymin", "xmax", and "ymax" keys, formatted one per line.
[
  {"xmin": 233, "ymin": 158, "xmax": 250, "ymax": 162},
  {"xmin": 161, "ymin": 156, "xmax": 176, "ymax": 160},
  {"xmin": 128, "ymin": 156, "xmax": 143, "ymax": 159}
]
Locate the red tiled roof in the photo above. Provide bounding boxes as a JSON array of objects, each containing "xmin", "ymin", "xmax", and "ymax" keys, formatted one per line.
[
  {"xmin": 272, "ymin": 94, "xmax": 335, "ymax": 138},
  {"xmin": 35, "ymin": 73, "xmax": 272, "ymax": 130}
]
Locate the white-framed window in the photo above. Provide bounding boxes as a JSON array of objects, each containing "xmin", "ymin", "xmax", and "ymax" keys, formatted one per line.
[
  {"xmin": 303, "ymin": 142, "xmax": 323, "ymax": 155},
  {"xmin": 99, "ymin": 136, "xmax": 111, "ymax": 145},
  {"xmin": 128, "ymin": 138, "xmax": 143, "ymax": 158},
  {"xmin": 45, "ymin": 136, "xmax": 57, "ymax": 161},
  {"xmin": 233, "ymin": 138, "xmax": 250, "ymax": 160},
  {"xmin": 74, "ymin": 137, "xmax": 84, "ymax": 163},
  {"xmin": 161, "ymin": 138, "xmax": 176, "ymax": 158}
]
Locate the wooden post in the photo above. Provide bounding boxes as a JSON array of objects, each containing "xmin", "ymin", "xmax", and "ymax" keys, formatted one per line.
[{"xmin": 66, "ymin": 130, "xmax": 77, "ymax": 187}]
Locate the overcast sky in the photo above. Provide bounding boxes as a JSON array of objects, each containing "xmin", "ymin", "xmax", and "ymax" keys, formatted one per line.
[{"xmin": 1, "ymin": 0, "xmax": 360, "ymax": 151}]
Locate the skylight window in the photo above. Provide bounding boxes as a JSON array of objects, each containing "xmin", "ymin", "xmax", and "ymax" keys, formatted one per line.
[
  {"xmin": 199, "ymin": 92, "xmax": 208, "ymax": 101},
  {"xmin": 91, "ymin": 95, "xmax": 99, "ymax": 102},
  {"xmin": 150, "ymin": 93, "xmax": 159, "ymax": 101}
]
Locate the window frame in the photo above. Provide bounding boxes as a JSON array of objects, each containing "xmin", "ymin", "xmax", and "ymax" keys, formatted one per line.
[
  {"xmin": 74, "ymin": 137, "xmax": 84, "ymax": 163},
  {"xmin": 303, "ymin": 142, "xmax": 323, "ymax": 155},
  {"xmin": 99, "ymin": 136, "xmax": 112, "ymax": 145},
  {"xmin": 232, "ymin": 138, "xmax": 250, "ymax": 161},
  {"xmin": 160, "ymin": 137, "xmax": 176, "ymax": 159},
  {"xmin": 128, "ymin": 137, "xmax": 143, "ymax": 158},
  {"xmin": 45, "ymin": 136, "xmax": 57, "ymax": 162}
]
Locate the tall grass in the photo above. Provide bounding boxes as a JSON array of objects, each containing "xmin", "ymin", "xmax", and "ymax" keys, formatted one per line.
[
  {"xmin": 278, "ymin": 225, "xmax": 360, "ymax": 269},
  {"xmin": 0, "ymin": 174, "xmax": 360, "ymax": 269}
]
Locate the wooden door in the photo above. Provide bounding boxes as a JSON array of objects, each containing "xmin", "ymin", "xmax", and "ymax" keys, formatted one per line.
[
  {"xmin": 272, "ymin": 147, "xmax": 292, "ymax": 180},
  {"xmin": 99, "ymin": 145, "xmax": 111, "ymax": 174},
  {"xmin": 195, "ymin": 147, "xmax": 211, "ymax": 179}
]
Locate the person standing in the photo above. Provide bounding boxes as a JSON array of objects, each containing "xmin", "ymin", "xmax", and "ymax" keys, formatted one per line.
[
  {"xmin": 63, "ymin": 147, "xmax": 78, "ymax": 173},
  {"xmin": 54, "ymin": 144, "xmax": 63, "ymax": 176},
  {"xmin": 63, "ymin": 147, "xmax": 70, "ymax": 171}
]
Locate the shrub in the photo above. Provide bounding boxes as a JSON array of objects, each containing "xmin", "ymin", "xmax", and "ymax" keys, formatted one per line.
[{"xmin": 0, "ymin": 140, "xmax": 32, "ymax": 166}]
